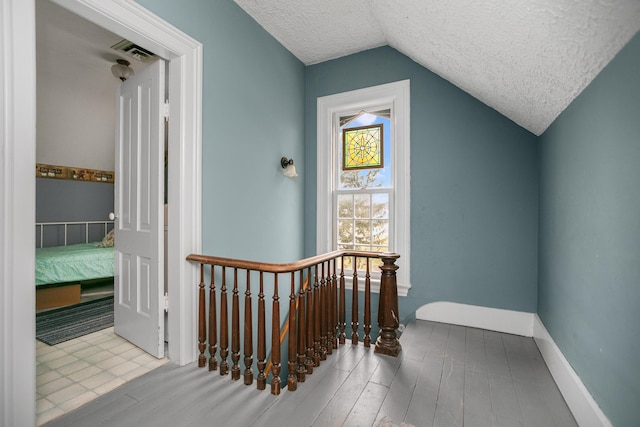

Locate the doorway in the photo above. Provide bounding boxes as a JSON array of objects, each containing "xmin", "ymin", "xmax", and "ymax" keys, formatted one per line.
[
  {"xmin": 1, "ymin": 1, "xmax": 202, "ymax": 425},
  {"xmin": 35, "ymin": 4, "xmax": 169, "ymax": 421}
]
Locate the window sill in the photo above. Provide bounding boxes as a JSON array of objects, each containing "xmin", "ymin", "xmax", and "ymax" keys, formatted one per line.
[{"xmin": 341, "ymin": 276, "xmax": 410, "ymax": 297}]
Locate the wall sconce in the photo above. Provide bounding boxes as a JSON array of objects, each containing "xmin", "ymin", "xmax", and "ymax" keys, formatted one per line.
[
  {"xmin": 281, "ymin": 157, "xmax": 298, "ymax": 177},
  {"xmin": 111, "ymin": 59, "xmax": 134, "ymax": 82}
]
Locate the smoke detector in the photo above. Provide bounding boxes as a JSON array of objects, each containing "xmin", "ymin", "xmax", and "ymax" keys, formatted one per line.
[{"xmin": 111, "ymin": 39, "xmax": 156, "ymax": 62}]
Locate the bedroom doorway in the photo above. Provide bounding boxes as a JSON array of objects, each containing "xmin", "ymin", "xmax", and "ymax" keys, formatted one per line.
[
  {"xmin": 35, "ymin": 0, "xmax": 166, "ymax": 349},
  {"xmin": 34, "ymin": 2, "xmax": 169, "ymax": 422},
  {"xmin": 23, "ymin": 0, "xmax": 203, "ymax": 424},
  {"xmin": 3, "ymin": 1, "xmax": 202, "ymax": 424}
]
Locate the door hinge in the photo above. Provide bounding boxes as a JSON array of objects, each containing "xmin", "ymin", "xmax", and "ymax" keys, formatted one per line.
[
  {"xmin": 164, "ymin": 292, "xmax": 169, "ymax": 312},
  {"xmin": 163, "ymin": 101, "xmax": 170, "ymax": 119}
]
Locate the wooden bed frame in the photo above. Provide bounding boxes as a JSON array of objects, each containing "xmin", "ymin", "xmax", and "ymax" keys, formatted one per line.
[{"xmin": 35, "ymin": 221, "xmax": 114, "ymax": 310}]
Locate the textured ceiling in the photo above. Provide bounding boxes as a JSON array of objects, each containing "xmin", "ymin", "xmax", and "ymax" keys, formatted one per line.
[{"xmin": 234, "ymin": 0, "xmax": 640, "ymax": 135}]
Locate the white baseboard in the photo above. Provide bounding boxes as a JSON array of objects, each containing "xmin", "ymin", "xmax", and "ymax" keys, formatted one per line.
[
  {"xmin": 415, "ymin": 301, "xmax": 534, "ymax": 336},
  {"xmin": 533, "ymin": 315, "xmax": 612, "ymax": 427},
  {"xmin": 414, "ymin": 302, "xmax": 611, "ymax": 427}
]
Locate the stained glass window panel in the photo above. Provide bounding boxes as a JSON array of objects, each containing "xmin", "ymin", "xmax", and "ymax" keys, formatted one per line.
[{"xmin": 342, "ymin": 124, "xmax": 383, "ymax": 170}]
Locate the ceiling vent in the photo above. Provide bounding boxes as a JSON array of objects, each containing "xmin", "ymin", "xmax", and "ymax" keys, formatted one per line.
[{"xmin": 111, "ymin": 39, "xmax": 156, "ymax": 62}]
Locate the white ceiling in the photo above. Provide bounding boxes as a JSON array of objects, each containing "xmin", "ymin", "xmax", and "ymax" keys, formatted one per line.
[
  {"xmin": 36, "ymin": 0, "xmax": 152, "ymax": 82},
  {"xmin": 234, "ymin": 0, "xmax": 640, "ymax": 135}
]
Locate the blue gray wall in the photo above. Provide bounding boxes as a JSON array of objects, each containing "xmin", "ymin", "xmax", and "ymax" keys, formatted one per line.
[
  {"xmin": 305, "ymin": 47, "xmax": 539, "ymax": 319},
  {"xmin": 36, "ymin": 179, "xmax": 113, "ymax": 223},
  {"xmin": 134, "ymin": 0, "xmax": 306, "ymax": 381},
  {"xmin": 36, "ymin": 178, "xmax": 114, "ymax": 246},
  {"xmin": 120, "ymin": 3, "xmax": 638, "ymax": 423},
  {"xmin": 136, "ymin": 0, "xmax": 306, "ymax": 264},
  {"xmin": 538, "ymin": 33, "xmax": 640, "ymax": 427}
]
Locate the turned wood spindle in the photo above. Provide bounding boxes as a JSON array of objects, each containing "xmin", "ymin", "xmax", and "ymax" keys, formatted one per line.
[
  {"xmin": 287, "ymin": 272, "xmax": 297, "ymax": 391},
  {"xmin": 231, "ymin": 268, "xmax": 241, "ymax": 380},
  {"xmin": 219, "ymin": 266, "xmax": 229, "ymax": 375},
  {"xmin": 271, "ymin": 274, "xmax": 281, "ymax": 395},
  {"xmin": 297, "ymin": 269, "xmax": 307, "ymax": 382},
  {"xmin": 324, "ymin": 261, "xmax": 333, "ymax": 355},
  {"xmin": 244, "ymin": 270, "xmax": 253, "ymax": 385},
  {"xmin": 313, "ymin": 264, "xmax": 321, "ymax": 367},
  {"xmin": 198, "ymin": 264, "xmax": 207, "ymax": 367},
  {"xmin": 305, "ymin": 267, "xmax": 315, "ymax": 374},
  {"xmin": 364, "ymin": 258, "xmax": 372, "ymax": 347},
  {"xmin": 257, "ymin": 272, "xmax": 266, "ymax": 390},
  {"xmin": 209, "ymin": 265, "xmax": 218, "ymax": 371},
  {"xmin": 339, "ymin": 257, "xmax": 346, "ymax": 344},
  {"xmin": 351, "ymin": 255, "xmax": 359, "ymax": 344},
  {"xmin": 331, "ymin": 260, "xmax": 338, "ymax": 350},
  {"xmin": 319, "ymin": 262, "xmax": 328, "ymax": 360}
]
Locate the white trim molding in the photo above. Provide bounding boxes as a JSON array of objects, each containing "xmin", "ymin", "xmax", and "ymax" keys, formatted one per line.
[
  {"xmin": 533, "ymin": 315, "xmax": 612, "ymax": 427},
  {"xmin": 416, "ymin": 301, "xmax": 535, "ymax": 336},
  {"xmin": 1, "ymin": 1, "xmax": 37, "ymax": 425},
  {"xmin": 317, "ymin": 80, "xmax": 411, "ymax": 296},
  {"xmin": 51, "ymin": 0, "xmax": 203, "ymax": 366},
  {"xmin": 415, "ymin": 302, "xmax": 612, "ymax": 427}
]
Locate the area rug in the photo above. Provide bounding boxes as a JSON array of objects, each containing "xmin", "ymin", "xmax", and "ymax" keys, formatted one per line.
[{"xmin": 36, "ymin": 296, "xmax": 113, "ymax": 345}]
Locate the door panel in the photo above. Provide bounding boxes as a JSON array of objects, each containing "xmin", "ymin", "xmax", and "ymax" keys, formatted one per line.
[{"xmin": 114, "ymin": 59, "xmax": 165, "ymax": 358}]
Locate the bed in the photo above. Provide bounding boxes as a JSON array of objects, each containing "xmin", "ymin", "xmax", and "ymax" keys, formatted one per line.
[{"xmin": 35, "ymin": 221, "xmax": 114, "ymax": 310}]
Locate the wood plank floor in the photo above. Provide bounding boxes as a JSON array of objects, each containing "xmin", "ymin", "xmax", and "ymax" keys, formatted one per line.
[{"xmin": 43, "ymin": 320, "xmax": 578, "ymax": 427}]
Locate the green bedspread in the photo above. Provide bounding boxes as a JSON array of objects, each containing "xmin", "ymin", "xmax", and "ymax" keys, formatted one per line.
[{"xmin": 36, "ymin": 243, "xmax": 114, "ymax": 286}]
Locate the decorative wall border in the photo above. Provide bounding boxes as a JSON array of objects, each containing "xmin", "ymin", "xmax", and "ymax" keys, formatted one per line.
[{"xmin": 36, "ymin": 163, "xmax": 114, "ymax": 183}]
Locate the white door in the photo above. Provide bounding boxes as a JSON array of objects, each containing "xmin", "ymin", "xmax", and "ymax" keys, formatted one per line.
[{"xmin": 114, "ymin": 59, "xmax": 165, "ymax": 358}]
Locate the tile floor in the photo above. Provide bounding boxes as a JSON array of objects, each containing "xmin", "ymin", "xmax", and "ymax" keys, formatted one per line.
[{"xmin": 36, "ymin": 326, "xmax": 168, "ymax": 426}]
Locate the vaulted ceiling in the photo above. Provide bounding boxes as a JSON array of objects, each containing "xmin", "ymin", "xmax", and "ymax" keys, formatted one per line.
[{"xmin": 234, "ymin": 0, "xmax": 640, "ymax": 135}]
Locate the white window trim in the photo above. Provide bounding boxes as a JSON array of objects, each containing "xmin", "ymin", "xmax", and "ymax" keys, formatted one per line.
[{"xmin": 317, "ymin": 80, "xmax": 410, "ymax": 296}]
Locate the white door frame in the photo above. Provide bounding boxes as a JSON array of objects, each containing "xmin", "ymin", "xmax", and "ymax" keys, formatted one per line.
[{"xmin": 1, "ymin": 1, "xmax": 202, "ymax": 425}]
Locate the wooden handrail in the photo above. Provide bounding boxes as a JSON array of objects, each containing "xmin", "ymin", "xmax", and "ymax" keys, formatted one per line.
[
  {"xmin": 187, "ymin": 250, "xmax": 401, "ymax": 396},
  {"xmin": 186, "ymin": 250, "xmax": 398, "ymax": 274}
]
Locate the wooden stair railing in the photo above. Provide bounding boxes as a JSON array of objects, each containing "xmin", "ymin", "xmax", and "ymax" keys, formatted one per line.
[{"xmin": 186, "ymin": 250, "xmax": 401, "ymax": 396}]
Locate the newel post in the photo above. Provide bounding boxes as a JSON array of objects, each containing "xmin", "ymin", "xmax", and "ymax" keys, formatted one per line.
[{"xmin": 374, "ymin": 254, "xmax": 402, "ymax": 357}]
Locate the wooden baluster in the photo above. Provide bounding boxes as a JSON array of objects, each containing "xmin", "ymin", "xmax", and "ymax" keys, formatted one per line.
[
  {"xmin": 198, "ymin": 264, "xmax": 206, "ymax": 367},
  {"xmin": 364, "ymin": 258, "xmax": 372, "ymax": 347},
  {"xmin": 319, "ymin": 262, "xmax": 328, "ymax": 361},
  {"xmin": 324, "ymin": 261, "xmax": 333, "ymax": 355},
  {"xmin": 331, "ymin": 259, "xmax": 338, "ymax": 350},
  {"xmin": 313, "ymin": 265, "xmax": 321, "ymax": 367},
  {"xmin": 287, "ymin": 272, "xmax": 297, "ymax": 391},
  {"xmin": 209, "ymin": 265, "xmax": 218, "ymax": 371},
  {"xmin": 352, "ymin": 256, "xmax": 359, "ymax": 344},
  {"xmin": 231, "ymin": 268, "xmax": 240, "ymax": 380},
  {"xmin": 257, "ymin": 272, "xmax": 266, "ymax": 390},
  {"xmin": 374, "ymin": 254, "xmax": 402, "ymax": 357},
  {"xmin": 244, "ymin": 270, "xmax": 253, "ymax": 385},
  {"xmin": 297, "ymin": 269, "xmax": 307, "ymax": 382},
  {"xmin": 219, "ymin": 266, "xmax": 229, "ymax": 375},
  {"xmin": 305, "ymin": 267, "xmax": 315, "ymax": 373},
  {"xmin": 271, "ymin": 274, "xmax": 281, "ymax": 395},
  {"xmin": 339, "ymin": 256, "xmax": 346, "ymax": 344}
]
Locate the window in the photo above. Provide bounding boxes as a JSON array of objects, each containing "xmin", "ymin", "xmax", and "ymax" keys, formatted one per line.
[{"xmin": 317, "ymin": 80, "xmax": 410, "ymax": 296}]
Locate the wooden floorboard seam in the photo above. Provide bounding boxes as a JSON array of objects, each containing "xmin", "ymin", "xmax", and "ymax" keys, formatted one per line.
[{"xmin": 44, "ymin": 320, "xmax": 578, "ymax": 427}]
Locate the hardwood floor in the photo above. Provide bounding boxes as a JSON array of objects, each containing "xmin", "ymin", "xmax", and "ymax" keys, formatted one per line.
[{"xmin": 43, "ymin": 320, "xmax": 577, "ymax": 427}]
